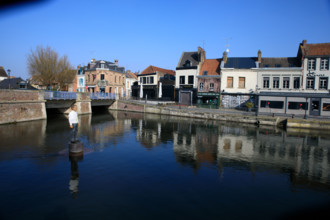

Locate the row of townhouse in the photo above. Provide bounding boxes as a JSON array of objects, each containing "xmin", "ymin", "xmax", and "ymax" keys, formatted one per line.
[
  {"xmin": 72, "ymin": 40, "xmax": 330, "ymax": 117},
  {"xmin": 175, "ymin": 40, "xmax": 330, "ymax": 117}
]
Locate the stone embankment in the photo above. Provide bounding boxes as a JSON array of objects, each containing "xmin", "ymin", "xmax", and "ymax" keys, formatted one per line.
[
  {"xmin": 0, "ymin": 89, "xmax": 46, "ymax": 124},
  {"xmin": 114, "ymin": 100, "xmax": 330, "ymax": 130}
]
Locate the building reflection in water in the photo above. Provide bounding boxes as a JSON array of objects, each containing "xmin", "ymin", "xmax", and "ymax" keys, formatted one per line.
[{"xmin": 126, "ymin": 113, "xmax": 330, "ymax": 189}]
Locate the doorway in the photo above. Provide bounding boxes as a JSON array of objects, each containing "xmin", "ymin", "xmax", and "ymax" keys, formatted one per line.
[
  {"xmin": 310, "ymin": 98, "xmax": 321, "ymax": 116},
  {"xmin": 180, "ymin": 91, "xmax": 192, "ymax": 106}
]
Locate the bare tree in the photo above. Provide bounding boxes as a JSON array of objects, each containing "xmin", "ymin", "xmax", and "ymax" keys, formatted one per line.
[{"xmin": 27, "ymin": 46, "xmax": 76, "ymax": 90}]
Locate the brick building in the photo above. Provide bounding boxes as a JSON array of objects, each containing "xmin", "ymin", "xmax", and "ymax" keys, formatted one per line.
[{"xmin": 83, "ymin": 59, "xmax": 126, "ymax": 97}]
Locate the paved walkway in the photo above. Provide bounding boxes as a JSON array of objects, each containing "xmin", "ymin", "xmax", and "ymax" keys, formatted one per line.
[{"xmin": 123, "ymin": 99, "xmax": 330, "ymax": 121}]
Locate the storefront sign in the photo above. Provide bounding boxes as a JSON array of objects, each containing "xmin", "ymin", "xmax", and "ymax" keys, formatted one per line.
[{"xmin": 307, "ymin": 71, "xmax": 325, "ymax": 77}]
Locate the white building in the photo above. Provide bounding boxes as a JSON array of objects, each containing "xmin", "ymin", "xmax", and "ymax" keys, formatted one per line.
[
  {"xmin": 125, "ymin": 70, "xmax": 137, "ymax": 98},
  {"xmin": 76, "ymin": 67, "xmax": 85, "ymax": 92},
  {"xmin": 220, "ymin": 51, "xmax": 258, "ymax": 108},
  {"xmin": 257, "ymin": 40, "xmax": 330, "ymax": 117},
  {"xmin": 175, "ymin": 47, "xmax": 205, "ymax": 105},
  {"xmin": 0, "ymin": 67, "xmax": 8, "ymax": 82}
]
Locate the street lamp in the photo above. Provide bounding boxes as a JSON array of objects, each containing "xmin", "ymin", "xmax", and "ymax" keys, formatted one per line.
[{"xmin": 7, "ymin": 69, "xmax": 11, "ymax": 90}]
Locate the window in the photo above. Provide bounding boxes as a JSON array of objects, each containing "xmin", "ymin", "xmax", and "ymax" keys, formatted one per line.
[
  {"xmin": 308, "ymin": 59, "xmax": 316, "ymax": 70},
  {"xmin": 142, "ymin": 77, "xmax": 147, "ymax": 84},
  {"xmin": 319, "ymin": 77, "xmax": 328, "ymax": 90},
  {"xmin": 288, "ymin": 102, "xmax": 308, "ymax": 110},
  {"xmin": 283, "ymin": 77, "xmax": 290, "ymax": 89},
  {"xmin": 140, "ymin": 77, "xmax": 143, "ymax": 83},
  {"xmin": 101, "ymin": 74, "xmax": 104, "ymax": 80},
  {"xmin": 263, "ymin": 77, "xmax": 269, "ymax": 88},
  {"xmin": 180, "ymin": 76, "xmax": 185, "ymax": 84},
  {"xmin": 306, "ymin": 77, "xmax": 314, "ymax": 89},
  {"xmin": 260, "ymin": 101, "xmax": 284, "ymax": 109},
  {"xmin": 239, "ymin": 77, "xmax": 245, "ymax": 88},
  {"xmin": 188, "ymin": 75, "xmax": 194, "ymax": 84},
  {"xmin": 294, "ymin": 77, "xmax": 300, "ymax": 89},
  {"xmin": 227, "ymin": 77, "xmax": 233, "ymax": 88},
  {"xmin": 273, "ymin": 77, "xmax": 279, "ymax": 88},
  {"xmin": 79, "ymin": 78, "xmax": 84, "ymax": 86},
  {"xmin": 210, "ymin": 83, "xmax": 214, "ymax": 91},
  {"xmin": 320, "ymin": 58, "xmax": 329, "ymax": 70},
  {"xmin": 100, "ymin": 63, "xmax": 105, "ymax": 69},
  {"xmin": 323, "ymin": 103, "xmax": 330, "ymax": 111},
  {"xmin": 149, "ymin": 76, "xmax": 154, "ymax": 84},
  {"xmin": 203, "ymin": 71, "xmax": 208, "ymax": 75},
  {"xmin": 200, "ymin": 82, "xmax": 204, "ymax": 91},
  {"xmin": 275, "ymin": 64, "xmax": 281, "ymax": 67}
]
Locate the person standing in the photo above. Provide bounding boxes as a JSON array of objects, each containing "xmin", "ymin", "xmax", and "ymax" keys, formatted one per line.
[{"xmin": 69, "ymin": 104, "xmax": 79, "ymax": 142}]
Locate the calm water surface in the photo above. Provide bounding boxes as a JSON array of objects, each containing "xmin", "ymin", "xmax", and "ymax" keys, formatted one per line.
[{"xmin": 0, "ymin": 111, "xmax": 329, "ymax": 220}]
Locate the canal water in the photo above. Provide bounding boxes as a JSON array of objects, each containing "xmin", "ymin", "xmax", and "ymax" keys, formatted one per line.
[{"xmin": 0, "ymin": 111, "xmax": 329, "ymax": 220}]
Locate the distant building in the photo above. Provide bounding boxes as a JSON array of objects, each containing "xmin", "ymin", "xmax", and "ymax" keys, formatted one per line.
[
  {"xmin": 0, "ymin": 77, "xmax": 37, "ymax": 90},
  {"xmin": 136, "ymin": 65, "xmax": 175, "ymax": 100},
  {"xmin": 197, "ymin": 58, "xmax": 221, "ymax": 108},
  {"xmin": 83, "ymin": 59, "xmax": 126, "ymax": 97},
  {"xmin": 175, "ymin": 47, "xmax": 205, "ymax": 105},
  {"xmin": 125, "ymin": 70, "xmax": 138, "ymax": 98},
  {"xmin": 0, "ymin": 67, "xmax": 8, "ymax": 82},
  {"xmin": 73, "ymin": 66, "xmax": 86, "ymax": 92}
]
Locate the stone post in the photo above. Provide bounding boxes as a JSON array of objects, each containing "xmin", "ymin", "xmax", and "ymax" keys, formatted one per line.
[{"xmin": 76, "ymin": 93, "xmax": 92, "ymax": 115}]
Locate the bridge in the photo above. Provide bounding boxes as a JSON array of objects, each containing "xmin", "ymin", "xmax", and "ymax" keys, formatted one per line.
[
  {"xmin": 44, "ymin": 91, "xmax": 117, "ymax": 114},
  {"xmin": 0, "ymin": 89, "xmax": 118, "ymax": 124}
]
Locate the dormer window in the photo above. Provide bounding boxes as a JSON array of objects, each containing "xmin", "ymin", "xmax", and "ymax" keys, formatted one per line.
[
  {"xmin": 275, "ymin": 64, "xmax": 281, "ymax": 67},
  {"xmin": 19, "ymin": 82, "xmax": 27, "ymax": 89},
  {"xmin": 203, "ymin": 71, "xmax": 208, "ymax": 75},
  {"xmin": 100, "ymin": 63, "xmax": 105, "ymax": 69},
  {"xmin": 184, "ymin": 60, "xmax": 191, "ymax": 67}
]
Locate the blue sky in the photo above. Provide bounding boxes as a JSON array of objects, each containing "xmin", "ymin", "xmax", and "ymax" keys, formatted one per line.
[{"xmin": 1, "ymin": 0, "xmax": 330, "ymax": 80}]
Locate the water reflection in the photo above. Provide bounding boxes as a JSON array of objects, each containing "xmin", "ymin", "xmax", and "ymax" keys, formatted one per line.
[
  {"xmin": 0, "ymin": 111, "xmax": 329, "ymax": 190},
  {"xmin": 119, "ymin": 112, "xmax": 329, "ymax": 189},
  {"xmin": 0, "ymin": 119, "xmax": 47, "ymax": 160}
]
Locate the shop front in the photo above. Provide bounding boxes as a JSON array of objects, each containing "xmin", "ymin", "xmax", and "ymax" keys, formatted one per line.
[{"xmin": 197, "ymin": 92, "xmax": 220, "ymax": 109}]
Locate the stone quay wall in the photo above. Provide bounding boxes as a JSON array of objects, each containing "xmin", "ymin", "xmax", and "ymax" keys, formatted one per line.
[
  {"xmin": 0, "ymin": 90, "xmax": 47, "ymax": 124},
  {"xmin": 114, "ymin": 100, "xmax": 330, "ymax": 130}
]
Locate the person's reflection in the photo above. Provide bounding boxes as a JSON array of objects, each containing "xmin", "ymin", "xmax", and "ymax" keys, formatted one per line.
[{"xmin": 69, "ymin": 150, "xmax": 83, "ymax": 199}]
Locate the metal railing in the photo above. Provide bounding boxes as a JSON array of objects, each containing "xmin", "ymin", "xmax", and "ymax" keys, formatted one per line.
[
  {"xmin": 90, "ymin": 92, "xmax": 116, "ymax": 100},
  {"xmin": 44, "ymin": 91, "xmax": 77, "ymax": 100},
  {"xmin": 44, "ymin": 91, "xmax": 117, "ymax": 100}
]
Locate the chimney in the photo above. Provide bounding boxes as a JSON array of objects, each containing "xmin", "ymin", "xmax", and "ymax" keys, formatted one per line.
[
  {"xmin": 91, "ymin": 58, "xmax": 96, "ymax": 63},
  {"xmin": 258, "ymin": 50, "xmax": 262, "ymax": 62},
  {"xmin": 302, "ymin": 40, "xmax": 307, "ymax": 46},
  {"xmin": 223, "ymin": 51, "xmax": 227, "ymax": 64},
  {"xmin": 198, "ymin": 46, "xmax": 206, "ymax": 64},
  {"xmin": 114, "ymin": 59, "xmax": 119, "ymax": 66}
]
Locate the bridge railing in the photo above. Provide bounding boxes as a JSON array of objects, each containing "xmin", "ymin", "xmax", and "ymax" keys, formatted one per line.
[
  {"xmin": 44, "ymin": 91, "xmax": 116, "ymax": 100},
  {"xmin": 44, "ymin": 91, "xmax": 77, "ymax": 100},
  {"xmin": 90, "ymin": 92, "xmax": 116, "ymax": 100}
]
